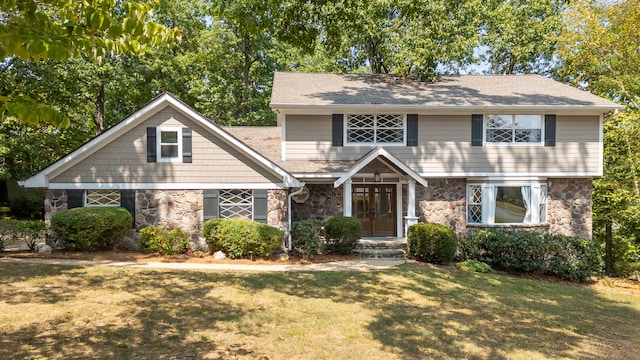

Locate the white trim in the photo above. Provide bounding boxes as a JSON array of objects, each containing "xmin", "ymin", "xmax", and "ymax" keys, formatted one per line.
[
  {"xmin": 48, "ymin": 182, "xmax": 285, "ymax": 190},
  {"xmin": 599, "ymin": 114, "xmax": 604, "ymax": 176},
  {"xmin": 334, "ymin": 147, "xmax": 428, "ymax": 188},
  {"xmin": 343, "ymin": 179, "xmax": 352, "ymax": 217},
  {"xmin": 468, "ymin": 182, "xmax": 548, "ymax": 225},
  {"xmin": 396, "ymin": 182, "xmax": 403, "ymax": 237},
  {"xmin": 23, "ymin": 93, "xmax": 302, "ymax": 189},
  {"xmin": 281, "ymin": 120, "xmax": 287, "ymax": 161},
  {"xmin": 83, "ymin": 189, "xmax": 121, "ymax": 207},
  {"xmin": 157, "ymin": 127, "xmax": 183, "ymax": 163}
]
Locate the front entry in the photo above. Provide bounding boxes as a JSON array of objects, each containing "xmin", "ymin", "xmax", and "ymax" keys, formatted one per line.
[{"xmin": 352, "ymin": 184, "xmax": 396, "ymax": 237}]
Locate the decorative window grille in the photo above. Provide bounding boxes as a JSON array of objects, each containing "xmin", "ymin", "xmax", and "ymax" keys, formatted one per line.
[
  {"xmin": 467, "ymin": 185, "xmax": 482, "ymax": 223},
  {"xmin": 85, "ymin": 190, "xmax": 121, "ymax": 206},
  {"xmin": 486, "ymin": 115, "xmax": 542, "ymax": 143},
  {"xmin": 219, "ymin": 189, "xmax": 253, "ymax": 220},
  {"xmin": 539, "ymin": 184, "xmax": 548, "ymax": 223},
  {"xmin": 346, "ymin": 114, "xmax": 404, "ymax": 144}
]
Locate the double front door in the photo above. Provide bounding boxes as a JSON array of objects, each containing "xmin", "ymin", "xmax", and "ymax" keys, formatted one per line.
[{"xmin": 352, "ymin": 184, "xmax": 396, "ymax": 237}]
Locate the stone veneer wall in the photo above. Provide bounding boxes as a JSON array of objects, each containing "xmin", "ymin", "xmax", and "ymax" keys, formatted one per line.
[
  {"xmin": 547, "ymin": 178, "xmax": 593, "ymax": 239},
  {"xmin": 416, "ymin": 179, "xmax": 467, "ymax": 236},
  {"xmin": 44, "ymin": 189, "xmax": 68, "ymax": 224},
  {"xmin": 267, "ymin": 189, "xmax": 287, "ymax": 231},
  {"xmin": 291, "ymin": 184, "xmax": 343, "ymax": 222}
]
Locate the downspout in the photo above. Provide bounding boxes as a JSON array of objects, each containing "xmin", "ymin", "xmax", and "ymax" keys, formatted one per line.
[{"xmin": 287, "ymin": 183, "xmax": 306, "ymax": 251}]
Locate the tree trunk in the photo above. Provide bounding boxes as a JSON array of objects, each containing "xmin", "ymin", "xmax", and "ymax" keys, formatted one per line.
[
  {"xmin": 605, "ymin": 220, "xmax": 613, "ymax": 275},
  {"xmin": 94, "ymin": 75, "xmax": 105, "ymax": 135}
]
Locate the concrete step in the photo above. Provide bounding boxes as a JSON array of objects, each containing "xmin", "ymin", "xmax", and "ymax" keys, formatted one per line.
[
  {"xmin": 355, "ymin": 248, "xmax": 408, "ymax": 259},
  {"xmin": 356, "ymin": 238, "xmax": 408, "ymax": 259}
]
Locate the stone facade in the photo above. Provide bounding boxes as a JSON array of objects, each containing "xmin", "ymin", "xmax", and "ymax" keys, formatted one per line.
[
  {"xmin": 291, "ymin": 184, "xmax": 343, "ymax": 222},
  {"xmin": 416, "ymin": 179, "xmax": 467, "ymax": 236},
  {"xmin": 547, "ymin": 178, "xmax": 593, "ymax": 239},
  {"xmin": 267, "ymin": 189, "xmax": 287, "ymax": 231},
  {"xmin": 44, "ymin": 190, "xmax": 68, "ymax": 224},
  {"xmin": 135, "ymin": 190, "xmax": 204, "ymax": 247}
]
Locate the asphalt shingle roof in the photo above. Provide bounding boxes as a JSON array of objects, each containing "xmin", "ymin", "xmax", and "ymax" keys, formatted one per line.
[{"xmin": 271, "ymin": 72, "xmax": 622, "ymax": 109}]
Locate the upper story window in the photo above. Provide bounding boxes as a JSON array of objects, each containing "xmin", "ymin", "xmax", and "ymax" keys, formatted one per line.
[
  {"xmin": 346, "ymin": 114, "xmax": 405, "ymax": 145},
  {"xmin": 157, "ymin": 127, "xmax": 183, "ymax": 162},
  {"xmin": 486, "ymin": 115, "xmax": 542, "ymax": 144}
]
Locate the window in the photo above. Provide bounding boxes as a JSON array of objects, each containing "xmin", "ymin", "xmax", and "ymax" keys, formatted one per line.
[
  {"xmin": 218, "ymin": 189, "xmax": 253, "ymax": 220},
  {"xmin": 346, "ymin": 114, "xmax": 404, "ymax": 145},
  {"xmin": 157, "ymin": 127, "xmax": 182, "ymax": 162},
  {"xmin": 466, "ymin": 184, "xmax": 547, "ymax": 224},
  {"xmin": 85, "ymin": 190, "xmax": 121, "ymax": 206},
  {"xmin": 486, "ymin": 115, "xmax": 542, "ymax": 144}
]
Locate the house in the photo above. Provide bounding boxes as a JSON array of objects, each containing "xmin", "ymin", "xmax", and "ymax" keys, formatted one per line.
[{"xmin": 22, "ymin": 72, "xmax": 624, "ymax": 250}]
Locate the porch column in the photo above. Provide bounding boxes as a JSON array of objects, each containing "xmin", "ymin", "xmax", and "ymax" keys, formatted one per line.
[
  {"xmin": 343, "ymin": 179, "xmax": 352, "ymax": 217},
  {"xmin": 404, "ymin": 179, "xmax": 419, "ymax": 236}
]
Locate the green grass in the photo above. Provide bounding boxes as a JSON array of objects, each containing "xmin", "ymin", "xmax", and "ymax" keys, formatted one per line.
[{"xmin": 0, "ymin": 261, "xmax": 638, "ymax": 359}]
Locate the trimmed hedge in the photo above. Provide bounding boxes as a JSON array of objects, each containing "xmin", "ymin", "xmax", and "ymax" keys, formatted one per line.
[
  {"xmin": 407, "ymin": 222, "xmax": 458, "ymax": 264},
  {"xmin": 50, "ymin": 207, "xmax": 132, "ymax": 251},
  {"xmin": 202, "ymin": 218, "xmax": 284, "ymax": 258},
  {"xmin": 460, "ymin": 229, "xmax": 601, "ymax": 281},
  {"xmin": 291, "ymin": 219, "xmax": 325, "ymax": 259},
  {"xmin": 139, "ymin": 226, "xmax": 190, "ymax": 255},
  {"xmin": 324, "ymin": 216, "xmax": 361, "ymax": 254}
]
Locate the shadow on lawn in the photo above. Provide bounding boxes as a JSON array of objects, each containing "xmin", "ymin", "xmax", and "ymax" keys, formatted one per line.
[{"xmin": 1, "ymin": 262, "xmax": 638, "ymax": 359}]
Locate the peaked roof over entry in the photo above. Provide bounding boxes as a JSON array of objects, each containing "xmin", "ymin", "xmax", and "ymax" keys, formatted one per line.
[
  {"xmin": 22, "ymin": 93, "xmax": 302, "ymax": 188},
  {"xmin": 334, "ymin": 147, "xmax": 428, "ymax": 188}
]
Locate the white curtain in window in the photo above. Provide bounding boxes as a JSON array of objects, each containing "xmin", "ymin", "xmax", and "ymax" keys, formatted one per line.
[{"xmin": 521, "ymin": 186, "xmax": 531, "ymax": 223}]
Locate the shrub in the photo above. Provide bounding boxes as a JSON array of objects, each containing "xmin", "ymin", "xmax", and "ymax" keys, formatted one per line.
[
  {"xmin": 407, "ymin": 223, "xmax": 458, "ymax": 264},
  {"xmin": 10, "ymin": 195, "xmax": 44, "ymax": 220},
  {"xmin": 139, "ymin": 226, "xmax": 190, "ymax": 255},
  {"xmin": 50, "ymin": 207, "xmax": 132, "ymax": 251},
  {"xmin": 614, "ymin": 262, "xmax": 640, "ymax": 277},
  {"xmin": 0, "ymin": 218, "xmax": 45, "ymax": 251},
  {"xmin": 291, "ymin": 219, "xmax": 325, "ymax": 259},
  {"xmin": 456, "ymin": 259, "xmax": 494, "ymax": 273},
  {"xmin": 324, "ymin": 216, "xmax": 361, "ymax": 255},
  {"xmin": 461, "ymin": 229, "xmax": 600, "ymax": 281},
  {"xmin": 203, "ymin": 218, "xmax": 284, "ymax": 258}
]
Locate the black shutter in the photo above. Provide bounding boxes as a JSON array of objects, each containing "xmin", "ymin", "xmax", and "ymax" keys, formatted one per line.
[
  {"xmin": 182, "ymin": 128, "xmax": 192, "ymax": 163},
  {"xmin": 203, "ymin": 189, "xmax": 219, "ymax": 221},
  {"xmin": 471, "ymin": 114, "xmax": 483, "ymax": 146},
  {"xmin": 67, "ymin": 189, "xmax": 84, "ymax": 209},
  {"xmin": 545, "ymin": 114, "xmax": 556, "ymax": 147},
  {"xmin": 407, "ymin": 114, "xmax": 418, "ymax": 146},
  {"xmin": 253, "ymin": 189, "xmax": 268, "ymax": 224},
  {"xmin": 120, "ymin": 190, "xmax": 136, "ymax": 228},
  {"xmin": 147, "ymin": 127, "xmax": 157, "ymax": 162},
  {"xmin": 332, "ymin": 114, "xmax": 344, "ymax": 146}
]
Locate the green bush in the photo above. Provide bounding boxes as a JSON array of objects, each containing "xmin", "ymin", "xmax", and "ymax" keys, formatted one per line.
[
  {"xmin": 614, "ymin": 261, "xmax": 640, "ymax": 277},
  {"xmin": 50, "ymin": 207, "xmax": 132, "ymax": 251},
  {"xmin": 407, "ymin": 223, "xmax": 458, "ymax": 264},
  {"xmin": 9, "ymin": 195, "xmax": 43, "ymax": 220},
  {"xmin": 0, "ymin": 218, "xmax": 45, "ymax": 251},
  {"xmin": 456, "ymin": 259, "xmax": 494, "ymax": 273},
  {"xmin": 139, "ymin": 226, "xmax": 190, "ymax": 255},
  {"xmin": 461, "ymin": 229, "xmax": 600, "ymax": 281},
  {"xmin": 203, "ymin": 218, "xmax": 284, "ymax": 258},
  {"xmin": 324, "ymin": 216, "xmax": 361, "ymax": 255},
  {"xmin": 291, "ymin": 219, "xmax": 325, "ymax": 259}
]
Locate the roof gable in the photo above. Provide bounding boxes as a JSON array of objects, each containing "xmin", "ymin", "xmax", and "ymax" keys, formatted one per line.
[{"xmin": 23, "ymin": 93, "xmax": 301, "ymax": 188}]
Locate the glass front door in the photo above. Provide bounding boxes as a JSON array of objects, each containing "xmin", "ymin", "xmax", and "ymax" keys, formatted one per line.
[{"xmin": 352, "ymin": 185, "xmax": 396, "ymax": 237}]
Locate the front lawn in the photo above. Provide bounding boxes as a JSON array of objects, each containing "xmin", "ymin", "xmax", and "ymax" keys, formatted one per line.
[{"xmin": 0, "ymin": 261, "xmax": 638, "ymax": 359}]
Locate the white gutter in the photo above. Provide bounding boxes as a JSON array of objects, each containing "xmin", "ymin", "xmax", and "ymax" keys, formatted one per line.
[{"xmin": 286, "ymin": 183, "xmax": 306, "ymax": 251}]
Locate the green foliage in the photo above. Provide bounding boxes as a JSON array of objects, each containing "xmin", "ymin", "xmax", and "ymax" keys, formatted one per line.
[
  {"xmin": 324, "ymin": 216, "xmax": 361, "ymax": 255},
  {"xmin": 291, "ymin": 219, "xmax": 325, "ymax": 259},
  {"xmin": 407, "ymin": 223, "xmax": 458, "ymax": 264},
  {"xmin": 613, "ymin": 262, "xmax": 640, "ymax": 277},
  {"xmin": 461, "ymin": 229, "xmax": 601, "ymax": 281},
  {"xmin": 0, "ymin": 218, "xmax": 45, "ymax": 252},
  {"xmin": 139, "ymin": 226, "xmax": 190, "ymax": 255},
  {"xmin": 203, "ymin": 218, "xmax": 284, "ymax": 259},
  {"xmin": 456, "ymin": 259, "xmax": 494, "ymax": 273},
  {"xmin": 50, "ymin": 207, "xmax": 132, "ymax": 251},
  {"xmin": 9, "ymin": 195, "xmax": 43, "ymax": 220}
]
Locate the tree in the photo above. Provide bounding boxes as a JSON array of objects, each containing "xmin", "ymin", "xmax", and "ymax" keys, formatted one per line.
[{"xmin": 0, "ymin": 0, "xmax": 179, "ymax": 126}]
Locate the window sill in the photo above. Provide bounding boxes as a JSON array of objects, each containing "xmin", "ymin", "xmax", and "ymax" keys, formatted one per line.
[{"xmin": 467, "ymin": 223, "xmax": 550, "ymax": 229}]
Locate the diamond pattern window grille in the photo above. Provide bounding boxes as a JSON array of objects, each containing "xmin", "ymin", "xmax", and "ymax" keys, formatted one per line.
[
  {"xmin": 219, "ymin": 189, "xmax": 253, "ymax": 219},
  {"xmin": 86, "ymin": 190, "xmax": 121, "ymax": 206},
  {"xmin": 346, "ymin": 114, "xmax": 404, "ymax": 144},
  {"xmin": 486, "ymin": 115, "xmax": 542, "ymax": 143},
  {"xmin": 539, "ymin": 185, "xmax": 548, "ymax": 223},
  {"xmin": 467, "ymin": 185, "xmax": 482, "ymax": 223}
]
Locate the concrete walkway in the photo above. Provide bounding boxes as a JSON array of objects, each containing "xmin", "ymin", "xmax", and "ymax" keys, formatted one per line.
[{"xmin": 0, "ymin": 256, "xmax": 407, "ymax": 272}]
